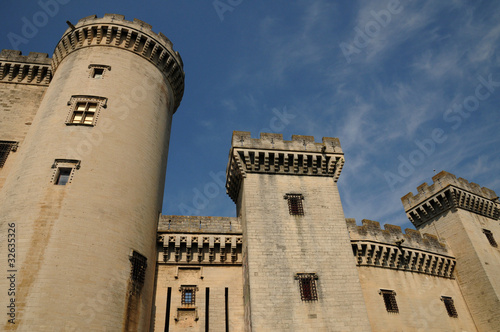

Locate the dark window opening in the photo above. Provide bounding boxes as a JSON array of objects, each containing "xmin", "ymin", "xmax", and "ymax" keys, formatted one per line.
[
  {"xmin": 442, "ymin": 296, "xmax": 458, "ymax": 318},
  {"xmin": 295, "ymin": 273, "xmax": 318, "ymax": 301},
  {"xmin": 483, "ymin": 229, "xmax": 498, "ymax": 248},
  {"xmin": 0, "ymin": 141, "xmax": 18, "ymax": 168},
  {"xmin": 93, "ymin": 68, "xmax": 104, "ymax": 79},
  {"xmin": 285, "ymin": 193, "xmax": 304, "ymax": 216},
  {"xmin": 380, "ymin": 289, "xmax": 399, "ymax": 313},
  {"xmin": 55, "ymin": 168, "xmax": 72, "ymax": 185},
  {"xmin": 181, "ymin": 286, "xmax": 197, "ymax": 306},
  {"xmin": 129, "ymin": 251, "xmax": 147, "ymax": 286}
]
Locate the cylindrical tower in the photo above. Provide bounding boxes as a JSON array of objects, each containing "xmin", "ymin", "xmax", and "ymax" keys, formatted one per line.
[{"xmin": 0, "ymin": 14, "xmax": 184, "ymax": 331}]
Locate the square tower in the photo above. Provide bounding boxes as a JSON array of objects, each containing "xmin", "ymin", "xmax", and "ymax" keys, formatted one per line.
[
  {"xmin": 226, "ymin": 132, "xmax": 371, "ymax": 331},
  {"xmin": 402, "ymin": 171, "xmax": 500, "ymax": 331}
]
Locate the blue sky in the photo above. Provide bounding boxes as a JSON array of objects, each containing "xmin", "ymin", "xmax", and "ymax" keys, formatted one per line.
[{"xmin": 2, "ymin": 0, "xmax": 499, "ymax": 230}]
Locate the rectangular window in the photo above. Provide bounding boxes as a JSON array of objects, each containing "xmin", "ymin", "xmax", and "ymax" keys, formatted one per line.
[
  {"xmin": 51, "ymin": 159, "xmax": 80, "ymax": 185},
  {"xmin": 88, "ymin": 64, "xmax": 110, "ymax": 79},
  {"xmin": 285, "ymin": 193, "xmax": 304, "ymax": 216},
  {"xmin": 71, "ymin": 101, "xmax": 97, "ymax": 125},
  {"xmin": 55, "ymin": 168, "xmax": 72, "ymax": 185},
  {"xmin": 483, "ymin": 229, "xmax": 498, "ymax": 248},
  {"xmin": 93, "ymin": 68, "xmax": 104, "ymax": 79},
  {"xmin": 65, "ymin": 95, "xmax": 107, "ymax": 127},
  {"xmin": 129, "ymin": 251, "xmax": 147, "ymax": 286},
  {"xmin": 0, "ymin": 141, "xmax": 18, "ymax": 168},
  {"xmin": 181, "ymin": 286, "xmax": 197, "ymax": 306},
  {"xmin": 380, "ymin": 289, "xmax": 399, "ymax": 313},
  {"xmin": 441, "ymin": 296, "xmax": 458, "ymax": 318},
  {"xmin": 295, "ymin": 273, "xmax": 318, "ymax": 301}
]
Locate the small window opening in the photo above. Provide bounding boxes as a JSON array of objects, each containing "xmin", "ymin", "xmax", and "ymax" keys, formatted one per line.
[
  {"xmin": 483, "ymin": 229, "xmax": 498, "ymax": 248},
  {"xmin": 0, "ymin": 141, "xmax": 18, "ymax": 168},
  {"xmin": 285, "ymin": 193, "xmax": 304, "ymax": 216},
  {"xmin": 55, "ymin": 168, "xmax": 72, "ymax": 185},
  {"xmin": 380, "ymin": 289, "xmax": 399, "ymax": 313},
  {"xmin": 295, "ymin": 273, "xmax": 318, "ymax": 301},
  {"xmin": 181, "ymin": 286, "xmax": 197, "ymax": 306},
  {"xmin": 93, "ymin": 68, "xmax": 104, "ymax": 79},
  {"xmin": 441, "ymin": 296, "xmax": 458, "ymax": 318}
]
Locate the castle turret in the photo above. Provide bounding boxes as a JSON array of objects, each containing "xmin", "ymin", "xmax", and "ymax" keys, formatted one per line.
[
  {"xmin": 0, "ymin": 14, "xmax": 184, "ymax": 331},
  {"xmin": 225, "ymin": 132, "xmax": 371, "ymax": 331},
  {"xmin": 402, "ymin": 171, "xmax": 500, "ymax": 331}
]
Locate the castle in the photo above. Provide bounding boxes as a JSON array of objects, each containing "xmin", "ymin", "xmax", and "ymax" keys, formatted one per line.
[{"xmin": 0, "ymin": 14, "xmax": 499, "ymax": 332}]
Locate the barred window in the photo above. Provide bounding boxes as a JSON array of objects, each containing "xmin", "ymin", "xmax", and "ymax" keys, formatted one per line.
[
  {"xmin": 295, "ymin": 273, "xmax": 318, "ymax": 301},
  {"xmin": 0, "ymin": 141, "xmax": 18, "ymax": 168},
  {"xmin": 483, "ymin": 229, "xmax": 498, "ymax": 248},
  {"xmin": 181, "ymin": 286, "xmax": 197, "ymax": 306},
  {"xmin": 380, "ymin": 289, "xmax": 399, "ymax": 313},
  {"xmin": 284, "ymin": 193, "xmax": 304, "ymax": 216},
  {"xmin": 129, "ymin": 251, "xmax": 147, "ymax": 286},
  {"xmin": 441, "ymin": 296, "xmax": 458, "ymax": 318}
]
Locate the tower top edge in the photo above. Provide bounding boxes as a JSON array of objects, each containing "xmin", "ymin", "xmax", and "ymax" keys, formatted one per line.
[
  {"xmin": 401, "ymin": 170, "xmax": 499, "ymax": 209},
  {"xmin": 231, "ymin": 131, "xmax": 343, "ymax": 154},
  {"xmin": 346, "ymin": 218, "xmax": 451, "ymax": 255},
  {"xmin": 0, "ymin": 49, "xmax": 52, "ymax": 65},
  {"xmin": 61, "ymin": 14, "xmax": 183, "ymax": 67}
]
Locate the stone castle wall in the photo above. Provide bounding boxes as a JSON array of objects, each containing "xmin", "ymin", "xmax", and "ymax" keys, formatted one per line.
[
  {"xmin": 347, "ymin": 219, "xmax": 477, "ymax": 331},
  {"xmin": 0, "ymin": 50, "xmax": 51, "ymax": 190}
]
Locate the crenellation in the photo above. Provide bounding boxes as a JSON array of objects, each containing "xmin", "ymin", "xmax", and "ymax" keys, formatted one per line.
[
  {"xmin": 226, "ymin": 131, "xmax": 345, "ymax": 202},
  {"xmin": 53, "ymin": 14, "xmax": 184, "ymax": 111},
  {"xmin": 402, "ymin": 171, "xmax": 498, "ymax": 210},
  {"xmin": 347, "ymin": 219, "xmax": 449, "ymax": 254},
  {"xmin": 0, "ymin": 50, "xmax": 52, "ymax": 85},
  {"xmin": 348, "ymin": 219, "xmax": 456, "ymax": 279},
  {"xmin": 232, "ymin": 131, "xmax": 342, "ymax": 153}
]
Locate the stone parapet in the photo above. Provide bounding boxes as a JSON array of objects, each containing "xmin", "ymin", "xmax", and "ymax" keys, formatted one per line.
[
  {"xmin": 401, "ymin": 171, "xmax": 499, "ymax": 227},
  {"xmin": 157, "ymin": 233, "xmax": 243, "ymax": 265},
  {"xmin": 347, "ymin": 219, "xmax": 456, "ymax": 278},
  {"xmin": 225, "ymin": 131, "xmax": 345, "ymax": 202},
  {"xmin": 159, "ymin": 215, "xmax": 241, "ymax": 234},
  {"xmin": 52, "ymin": 14, "xmax": 184, "ymax": 111},
  {"xmin": 0, "ymin": 50, "xmax": 52, "ymax": 85}
]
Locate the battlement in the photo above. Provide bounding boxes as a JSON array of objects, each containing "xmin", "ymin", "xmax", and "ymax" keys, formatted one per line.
[
  {"xmin": 0, "ymin": 50, "xmax": 52, "ymax": 85},
  {"xmin": 402, "ymin": 171, "xmax": 498, "ymax": 208},
  {"xmin": 158, "ymin": 215, "xmax": 241, "ymax": 234},
  {"xmin": 52, "ymin": 14, "xmax": 184, "ymax": 111},
  {"xmin": 347, "ymin": 219, "xmax": 456, "ymax": 278},
  {"xmin": 347, "ymin": 219, "xmax": 448, "ymax": 254},
  {"xmin": 401, "ymin": 171, "xmax": 499, "ymax": 227},
  {"xmin": 231, "ymin": 131, "xmax": 342, "ymax": 153},
  {"xmin": 226, "ymin": 132, "xmax": 345, "ymax": 202}
]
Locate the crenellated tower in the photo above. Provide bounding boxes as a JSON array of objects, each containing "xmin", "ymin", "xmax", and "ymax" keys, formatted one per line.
[
  {"xmin": 402, "ymin": 171, "xmax": 500, "ymax": 331},
  {"xmin": 226, "ymin": 131, "xmax": 371, "ymax": 331},
  {"xmin": 0, "ymin": 14, "xmax": 184, "ymax": 331}
]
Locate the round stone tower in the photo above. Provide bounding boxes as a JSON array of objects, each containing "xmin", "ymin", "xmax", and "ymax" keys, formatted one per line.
[{"xmin": 0, "ymin": 14, "xmax": 184, "ymax": 331}]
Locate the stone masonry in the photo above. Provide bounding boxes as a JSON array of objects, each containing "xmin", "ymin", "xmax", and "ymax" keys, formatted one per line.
[{"xmin": 1, "ymin": 13, "xmax": 499, "ymax": 332}]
